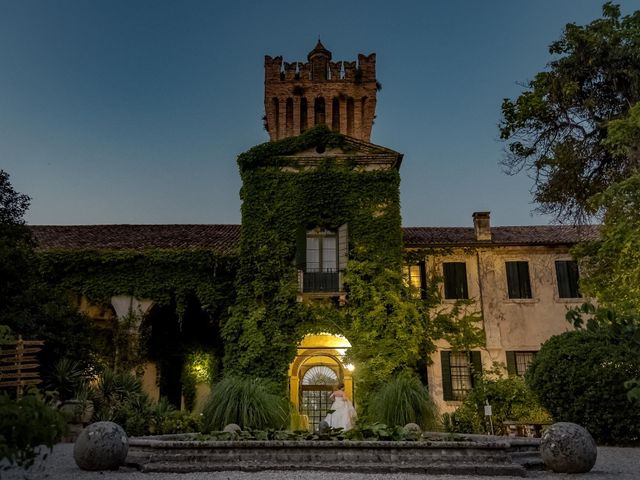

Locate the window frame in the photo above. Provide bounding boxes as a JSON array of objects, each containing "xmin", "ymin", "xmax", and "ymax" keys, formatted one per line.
[
  {"xmin": 442, "ymin": 261, "xmax": 469, "ymax": 300},
  {"xmin": 441, "ymin": 350, "xmax": 482, "ymax": 401},
  {"xmin": 506, "ymin": 351, "xmax": 537, "ymax": 377},
  {"xmin": 505, "ymin": 261, "xmax": 533, "ymax": 299},
  {"xmin": 555, "ymin": 260, "xmax": 581, "ymax": 299}
]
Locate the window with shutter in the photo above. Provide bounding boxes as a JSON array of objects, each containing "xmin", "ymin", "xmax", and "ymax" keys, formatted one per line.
[
  {"xmin": 300, "ymin": 225, "xmax": 348, "ymax": 293},
  {"xmin": 506, "ymin": 351, "xmax": 536, "ymax": 376},
  {"xmin": 555, "ymin": 260, "xmax": 581, "ymax": 298},
  {"xmin": 403, "ymin": 260, "xmax": 426, "ymax": 299},
  {"xmin": 443, "ymin": 262, "xmax": 469, "ymax": 299},
  {"xmin": 505, "ymin": 261, "xmax": 532, "ymax": 299},
  {"xmin": 441, "ymin": 351, "xmax": 479, "ymax": 401}
]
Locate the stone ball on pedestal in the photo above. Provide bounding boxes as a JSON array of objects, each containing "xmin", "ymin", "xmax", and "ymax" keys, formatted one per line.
[
  {"xmin": 540, "ymin": 422, "xmax": 597, "ymax": 473},
  {"xmin": 73, "ymin": 421, "xmax": 128, "ymax": 471}
]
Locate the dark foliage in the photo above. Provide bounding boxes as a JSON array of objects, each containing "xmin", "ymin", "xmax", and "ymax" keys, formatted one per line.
[{"xmin": 526, "ymin": 326, "xmax": 640, "ymax": 444}]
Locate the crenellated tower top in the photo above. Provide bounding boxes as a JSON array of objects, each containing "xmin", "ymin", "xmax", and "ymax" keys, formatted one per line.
[{"xmin": 264, "ymin": 41, "xmax": 378, "ymax": 142}]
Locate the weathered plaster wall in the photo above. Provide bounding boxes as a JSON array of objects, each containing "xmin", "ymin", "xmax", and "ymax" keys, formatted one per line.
[{"xmin": 425, "ymin": 245, "xmax": 583, "ymax": 413}]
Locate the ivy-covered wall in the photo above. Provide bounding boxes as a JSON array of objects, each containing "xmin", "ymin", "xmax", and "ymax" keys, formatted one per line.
[{"xmin": 223, "ymin": 126, "xmax": 406, "ymax": 392}]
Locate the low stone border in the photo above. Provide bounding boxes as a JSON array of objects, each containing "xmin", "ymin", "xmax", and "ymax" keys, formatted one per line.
[{"xmin": 126, "ymin": 433, "xmax": 542, "ymax": 476}]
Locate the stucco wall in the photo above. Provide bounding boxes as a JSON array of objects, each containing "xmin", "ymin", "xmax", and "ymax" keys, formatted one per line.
[{"xmin": 425, "ymin": 245, "xmax": 583, "ymax": 413}]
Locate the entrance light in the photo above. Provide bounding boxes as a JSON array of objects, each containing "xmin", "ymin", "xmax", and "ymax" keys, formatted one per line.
[{"xmin": 346, "ymin": 364, "xmax": 355, "ymax": 372}]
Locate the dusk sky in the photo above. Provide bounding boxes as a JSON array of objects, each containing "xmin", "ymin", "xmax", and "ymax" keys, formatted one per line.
[{"xmin": 1, "ymin": 1, "xmax": 635, "ymax": 227}]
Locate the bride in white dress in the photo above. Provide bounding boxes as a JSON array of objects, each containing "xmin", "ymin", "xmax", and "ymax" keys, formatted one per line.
[{"xmin": 324, "ymin": 383, "xmax": 356, "ymax": 431}]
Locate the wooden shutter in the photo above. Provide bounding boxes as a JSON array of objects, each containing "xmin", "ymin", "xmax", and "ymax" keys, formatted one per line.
[
  {"xmin": 506, "ymin": 351, "xmax": 517, "ymax": 376},
  {"xmin": 556, "ymin": 260, "xmax": 581, "ymax": 298},
  {"xmin": 506, "ymin": 261, "xmax": 531, "ymax": 298},
  {"xmin": 295, "ymin": 226, "xmax": 306, "ymax": 270},
  {"xmin": 444, "ymin": 262, "xmax": 469, "ymax": 299},
  {"xmin": 419, "ymin": 260, "xmax": 427, "ymax": 300},
  {"xmin": 338, "ymin": 224, "xmax": 349, "ymax": 270},
  {"xmin": 456, "ymin": 262, "xmax": 469, "ymax": 299},
  {"xmin": 470, "ymin": 351, "xmax": 482, "ymax": 386},
  {"xmin": 441, "ymin": 351, "xmax": 454, "ymax": 401}
]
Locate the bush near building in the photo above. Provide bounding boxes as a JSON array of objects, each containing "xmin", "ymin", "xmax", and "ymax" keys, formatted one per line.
[{"xmin": 526, "ymin": 325, "xmax": 640, "ymax": 444}]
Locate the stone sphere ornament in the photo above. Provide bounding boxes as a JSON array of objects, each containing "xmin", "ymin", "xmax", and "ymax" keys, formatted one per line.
[
  {"xmin": 223, "ymin": 423, "xmax": 242, "ymax": 436},
  {"xmin": 318, "ymin": 420, "xmax": 330, "ymax": 433},
  {"xmin": 73, "ymin": 421, "xmax": 128, "ymax": 471},
  {"xmin": 540, "ymin": 422, "xmax": 597, "ymax": 473}
]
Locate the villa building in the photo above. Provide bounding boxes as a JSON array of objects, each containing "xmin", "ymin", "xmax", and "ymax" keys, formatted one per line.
[{"xmin": 29, "ymin": 42, "xmax": 598, "ymax": 425}]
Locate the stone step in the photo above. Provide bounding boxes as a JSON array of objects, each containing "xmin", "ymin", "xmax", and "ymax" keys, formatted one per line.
[{"xmin": 132, "ymin": 461, "xmax": 527, "ymax": 477}]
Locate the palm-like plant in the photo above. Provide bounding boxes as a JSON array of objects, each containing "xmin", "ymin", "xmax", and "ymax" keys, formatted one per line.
[
  {"xmin": 368, "ymin": 371, "xmax": 438, "ymax": 430},
  {"xmin": 201, "ymin": 376, "xmax": 289, "ymax": 431}
]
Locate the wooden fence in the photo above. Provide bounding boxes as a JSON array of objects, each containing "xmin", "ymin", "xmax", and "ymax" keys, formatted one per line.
[{"xmin": 0, "ymin": 336, "xmax": 44, "ymax": 398}]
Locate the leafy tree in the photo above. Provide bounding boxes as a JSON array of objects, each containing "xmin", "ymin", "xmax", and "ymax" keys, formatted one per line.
[
  {"xmin": 0, "ymin": 170, "xmax": 95, "ymax": 373},
  {"xmin": 499, "ymin": 3, "xmax": 640, "ymax": 222},
  {"xmin": 526, "ymin": 324, "xmax": 640, "ymax": 444}
]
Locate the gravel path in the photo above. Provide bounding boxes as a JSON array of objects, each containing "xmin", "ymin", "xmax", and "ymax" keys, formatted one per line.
[{"xmin": 3, "ymin": 443, "xmax": 640, "ymax": 480}]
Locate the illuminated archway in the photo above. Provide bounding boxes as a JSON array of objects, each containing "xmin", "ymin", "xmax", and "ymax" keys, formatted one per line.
[{"xmin": 288, "ymin": 333, "xmax": 354, "ymax": 431}]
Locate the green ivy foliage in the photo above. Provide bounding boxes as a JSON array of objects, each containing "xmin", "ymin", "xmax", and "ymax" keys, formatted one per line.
[
  {"xmin": 225, "ymin": 126, "xmax": 484, "ymax": 410},
  {"xmin": 38, "ymin": 249, "xmax": 237, "ymax": 318},
  {"xmin": 224, "ymin": 126, "xmax": 405, "ymax": 387}
]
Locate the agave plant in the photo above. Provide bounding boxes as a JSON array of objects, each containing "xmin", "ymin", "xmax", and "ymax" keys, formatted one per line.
[
  {"xmin": 201, "ymin": 376, "xmax": 290, "ymax": 431},
  {"xmin": 367, "ymin": 371, "xmax": 438, "ymax": 430}
]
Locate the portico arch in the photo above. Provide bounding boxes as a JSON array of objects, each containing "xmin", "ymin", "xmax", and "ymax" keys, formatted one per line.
[{"xmin": 288, "ymin": 333, "xmax": 353, "ymax": 431}]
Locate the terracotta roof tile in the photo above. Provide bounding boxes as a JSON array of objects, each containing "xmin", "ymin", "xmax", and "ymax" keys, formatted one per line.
[
  {"xmin": 29, "ymin": 225, "xmax": 241, "ymax": 255},
  {"xmin": 29, "ymin": 223, "xmax": 600, "ymax": 253},
  {"xmin": 402, "ymin": 225, "xmax": 600, "ymax": 247}
]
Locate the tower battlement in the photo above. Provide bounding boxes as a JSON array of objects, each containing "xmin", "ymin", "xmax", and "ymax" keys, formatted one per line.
[{"xmin": 264, "ymin": 41, "xmax": 378, "ymax": 142}]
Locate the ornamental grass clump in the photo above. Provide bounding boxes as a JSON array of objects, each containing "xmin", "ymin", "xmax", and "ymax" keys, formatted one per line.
[
  {"xmin": 201, "ymin": 376, "xmax": 289, "ymax": 431},
  {"xmin": 367, "ymin": 371, "xmax": 438, "ymax": 430}
]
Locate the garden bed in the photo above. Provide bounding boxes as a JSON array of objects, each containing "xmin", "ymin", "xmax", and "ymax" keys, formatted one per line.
[{"xmin": 126, "ymin": 433, "xmax": 542, "ymax": 476}]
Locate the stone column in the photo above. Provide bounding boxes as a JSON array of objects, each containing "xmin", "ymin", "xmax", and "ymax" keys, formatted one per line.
[
  {"xmin": 339, "ymin": 97, "xmax": 348, "ymax": 137},
  {"xmin": 278, "ymin": 98, "xmax": 287, "ymax": 140},
  {"xmin": 293, "ymin": 97, "xmax": 301, "ymax": 136}
]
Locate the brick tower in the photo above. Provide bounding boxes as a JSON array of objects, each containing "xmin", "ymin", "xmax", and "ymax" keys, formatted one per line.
[{"xmin": 264, "ymin": 40, "xmax": 378, "ymax": 142}]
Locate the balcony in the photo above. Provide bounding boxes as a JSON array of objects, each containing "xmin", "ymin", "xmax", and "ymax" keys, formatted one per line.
[{"xmin": 299, "ymin": 269, "xmax": 340, "ymax": 293}]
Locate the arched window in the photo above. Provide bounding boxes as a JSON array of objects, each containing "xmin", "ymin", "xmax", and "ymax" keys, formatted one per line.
[{"xmin": 302, "ymin": 365, "xmax": 338, "ymax": 385}]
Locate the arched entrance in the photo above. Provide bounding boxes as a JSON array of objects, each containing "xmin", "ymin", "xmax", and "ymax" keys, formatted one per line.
[{"xmin": 288, "ymin": 333, "xmax": 353, "ymax": 431}]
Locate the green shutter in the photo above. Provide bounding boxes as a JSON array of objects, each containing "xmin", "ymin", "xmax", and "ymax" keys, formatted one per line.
[
  {"xmin": 419, "ymin": 260, "xmax": 427, "ymax": 300},
  {"xmin": 295, "ymin": 226, "xmax": 306, "ymax": 270},
  {"xmin": 470, "ymin": 351, "xmax": 482, "ymax": 387},
  {"xmin": 441, "ymin": 351, "xmax": 453, "ymax": 401},
  {"xmin": 506, "ymin": 351, "xmax": 517, "ymax": 376}
]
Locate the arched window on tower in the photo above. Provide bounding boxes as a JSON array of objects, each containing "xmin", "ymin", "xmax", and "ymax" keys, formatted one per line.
[
  {"xmin": 314, "ymin": 97, "xmax": 325, "ymax": 126},
  {"xmin": 286, "ymin": 97, "xmax": 294, "ymax": 136},
  {"xmin": 332, "ymin": 97, "xmax": 340, "ymax": 131}
]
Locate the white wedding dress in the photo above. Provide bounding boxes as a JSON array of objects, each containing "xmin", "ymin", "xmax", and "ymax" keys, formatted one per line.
[{"xmin": 324, "ymin": 394, "xmax": 356, "ymax": 431}]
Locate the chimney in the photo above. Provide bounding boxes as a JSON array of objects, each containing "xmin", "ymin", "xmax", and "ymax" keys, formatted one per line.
[{"xmin": 473, "ymin": 212, "xmax": 492, "ymax": 241}]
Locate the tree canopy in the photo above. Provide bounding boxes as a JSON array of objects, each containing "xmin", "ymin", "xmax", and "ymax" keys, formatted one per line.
[{"xmin": 499, "ymin": 2, "xmax": 640, "ymax": 222}]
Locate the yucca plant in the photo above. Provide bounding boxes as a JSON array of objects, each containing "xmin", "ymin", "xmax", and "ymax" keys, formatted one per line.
[
  {"xmin": 201, "ymin": 376, "xmax": 290, "ymax": 431},
  {"xmin": 368, "ymin": 371, "xmax": 438, "ymax": 430},
  {"xmin": 90, "ymin": 368, "xmax": 152, "ymax": 434}
]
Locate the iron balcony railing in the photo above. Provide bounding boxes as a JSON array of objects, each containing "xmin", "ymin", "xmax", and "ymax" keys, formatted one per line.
[{"xmin": 301, "ymin": 269, "xmax": 340, "ymax": 293}]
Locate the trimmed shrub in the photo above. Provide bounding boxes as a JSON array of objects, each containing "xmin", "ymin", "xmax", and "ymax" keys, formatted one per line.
[
  {"xmin": 201, "ymin": 377, "xmax": 289, "ymax": 431},
  {"xmin": 443, "ymin": 370, "xmax": 551, "ymax": 435},
  {"xmin": 526, "ymin": 328, "xmax": 640, "ymax": 444},
  {"xmin": 367, "ymin": 371, "xmax": 438, "ymax": 430}
]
